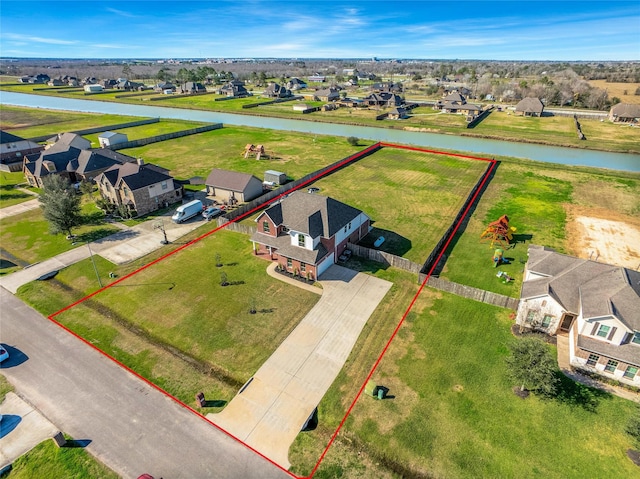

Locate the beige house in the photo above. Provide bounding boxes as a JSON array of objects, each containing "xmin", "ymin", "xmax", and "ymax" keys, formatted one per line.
[
  {"xmin": 205, "ymin": 168, "xmax": 263, "ymax": 203},
  {"xmin": 516, "ymin": 245, "xmax": 640, "ymax": 387},
  {"xmin": 95, "ymin": 160, "xmax": 182, "ymax": 217},
  {"xmin": 1, "ymin": 131, "xmax": 44, "ymax": 171},
  {"xmin": 608, "ymin": 103, "xmax": 640, "ymax": 123},
  {"xmin": 515, "ymin": 97, "xmax": 545, "ymax": 117}
]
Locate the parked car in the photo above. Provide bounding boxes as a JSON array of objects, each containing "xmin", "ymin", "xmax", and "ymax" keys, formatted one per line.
[
  {"xmin": 308, "ymin": 187, "xmax": 320, "ymax": 193},
  {"xmin": 0, "ymin": 346, "xmax": 9, "ymax": 363},
  {"xmin": 202, "ymin": 206, "xmax": 223, "ymax": 221}
]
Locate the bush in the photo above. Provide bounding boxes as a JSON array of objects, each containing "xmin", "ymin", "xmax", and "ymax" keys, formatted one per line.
[{"xmin": 347, "ymin": 136, "xmax": 359, "ymax": 146}]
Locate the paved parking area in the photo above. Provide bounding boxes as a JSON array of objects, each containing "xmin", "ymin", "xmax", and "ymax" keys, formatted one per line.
[
  {"xmin": 0, "ymin": 392, "xmax": 59, "ymax": 469},
  {"xmin": 210, "ymin": 265, "xmax": 392, "ymax": 469}
]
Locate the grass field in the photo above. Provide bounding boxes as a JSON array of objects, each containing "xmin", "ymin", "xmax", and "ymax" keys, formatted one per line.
[
  {"xmin": 588, "ymin": 80, "xmax": 640, "ymax": 105},
  {"xmin": 307, "ymin": 146, "xmax": 489, "ymax": 263},
  {"xmin": 0, "ymin": 200, "xmax": 119, "ymax": 265},
  {"xmin": 290, "ymin": 291, "xmax": 639, "ymax": 479},
  {"xmin": 0, "ymin": 171, "xmax": 35, "ymax": 208}
]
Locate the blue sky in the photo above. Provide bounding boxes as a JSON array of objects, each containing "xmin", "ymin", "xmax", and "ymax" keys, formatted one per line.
[{"xmin": 1, "ymin": 1, "xmax": 638, "ymax": 60}]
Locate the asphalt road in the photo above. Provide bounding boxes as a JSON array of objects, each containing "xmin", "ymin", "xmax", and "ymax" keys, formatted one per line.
[{"xmin": 0, "ymin": 287, "xmax": 290, "ymax": 479}]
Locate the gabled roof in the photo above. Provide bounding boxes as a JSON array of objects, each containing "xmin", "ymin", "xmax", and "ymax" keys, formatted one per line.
[
  {"xmin": 97, "ymin": 162, "xmax": 172, "ymax": 191},
  {"xmin": 0, "ymin": 131, "xmax": 26, "ymax": 144},
  {"xmin": 46, "ymin": 132, "xmax": 91, "ymax": 151},
  {"xmin": 205, "ymin": 168, "xmax": 260, "ymax": 192},
  {"xmin": 29, "ymin": 147, "xmax": 83, "ymax": 177},
  {"xmin": 75, "ymin": 149, "xmax": 131, "ymax": 176},
  {"xmin": 263, "ymin": 191, "xmax": 365, "ymax": 239},
  {"xmin": 521, "ymin": 245, "xmax": 640, "ymax": 330}
]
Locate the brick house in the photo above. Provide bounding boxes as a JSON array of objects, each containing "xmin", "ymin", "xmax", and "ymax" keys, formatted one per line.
[
  {"xmin": 516, "ymin": 245, "xmax": 640, "ymax": 387},
  {"xmin": 515, "ymin": 97, "xmax": 545, "ymax": 117},
  {"xmin": 94, "ymin": 160, "xmax": 182, "ymax": 217},
  {"xmin": 1, "ymin": 131, "xmax": 44, "ymax": 172},
  {"xmin": 250, "ymin": 191, "xmax": 371, "ymax": 280}
]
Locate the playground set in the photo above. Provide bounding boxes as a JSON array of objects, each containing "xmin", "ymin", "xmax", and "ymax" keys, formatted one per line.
[
  {"xmin": 481, "ymin": 214, "xmax": 517, "ymax": 282},
  {"xmin": 242, "ymin": 144, "xmax": 275, "ymax": 160}
]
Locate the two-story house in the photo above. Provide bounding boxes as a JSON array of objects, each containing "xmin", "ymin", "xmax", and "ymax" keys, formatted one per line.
[
  {"xmin": 94, "ymin": 160, "xmax": 182, "ymax": 217},
  {"xmin": 516, "ymin": 245, "xmax": 640, "ymax": 387},
  {"xmin": 1, "ymin": 131, "xmax": 44, "ymax": 172},
  {"xmin": 250, "ymin": 191, "xmax": 370, "ymax": 280}
]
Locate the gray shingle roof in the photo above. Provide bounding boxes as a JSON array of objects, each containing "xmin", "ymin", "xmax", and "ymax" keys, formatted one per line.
[
  {"xmin": 0, "ymin": 131, "xmax": 26, "ymax": 144},
  {"xmin": 522, "ymin": 245, "xmax": 640, "ymax": 330},
  {"xmin": 205, "ymin": 169, "xmax": 260, "ymax": 192},
  {"xmin": 609, "ymin": 103, "xmax": 640, "ymax": 119},
  {"xmin": 515, "ymin": 97, "xmax": 544, "ymax": 114},
  {"xmin": 97, "ymin": 162, "xmax": 173, "ymax": 191}
]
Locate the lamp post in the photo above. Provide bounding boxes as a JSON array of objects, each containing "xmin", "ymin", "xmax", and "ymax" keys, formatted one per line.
[{"xmin": 86, "ymin": 242, "xmax": 103, "ymax": 288}]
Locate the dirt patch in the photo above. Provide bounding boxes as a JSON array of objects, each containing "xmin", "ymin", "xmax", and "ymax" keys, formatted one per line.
[{"xmin": 565, "ymin": 204, "xmax": 640, "ymax": 269}]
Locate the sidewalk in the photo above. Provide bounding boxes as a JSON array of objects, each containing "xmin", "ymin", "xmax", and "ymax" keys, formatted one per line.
[
  {"xmin": 0, "ymin": 198, "xmax": 40, "ymax": 220},
  {"xmin": 0, "ymin": 213, "xmax": 208, "ymax": 294}
]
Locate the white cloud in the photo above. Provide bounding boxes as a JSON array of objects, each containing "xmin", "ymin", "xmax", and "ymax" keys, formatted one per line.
[{"xmin": 3, "ymin": 33, "xmax": 76, "ymax": 45}]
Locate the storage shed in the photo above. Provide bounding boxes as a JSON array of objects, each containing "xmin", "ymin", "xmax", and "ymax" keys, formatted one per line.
[
  {"xmin": 264, "ymin": 170, "xmax": 287, "ymax": 185},
  {"xmin": 98, "ymin": 131, "xmax": 128, "ymax": 148}
]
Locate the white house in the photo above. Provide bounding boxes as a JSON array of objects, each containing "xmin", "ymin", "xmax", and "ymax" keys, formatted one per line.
[{"xmin": 516, "ymin": 245, "xmax": 640, "ymax": 387}]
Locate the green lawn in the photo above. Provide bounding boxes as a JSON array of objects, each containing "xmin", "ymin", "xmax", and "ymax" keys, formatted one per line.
[
  {"xmin": 5, "ymin": 434, "xmax": 119, "ymax": 479},
  {"xmin": 0, "ymin": 171, "xmax": 35, "ymax": 208},
  {"xmin": 81, "ymin": 118, "xmax": 209, "ymax": 147},
  {"xmin": 290, "ymin": 290, "xmax": 639, "ymax": 479},
  {"xmin": 123, "ymin": 124, "xmax": 369, "ymax": 181},
  {"xmin": 308, "ymin": 147, "xmax": 489, "ymax": 263},
  {"xmin": 0, "ymin": 200, "xmax": 119, "ymax": 264}
]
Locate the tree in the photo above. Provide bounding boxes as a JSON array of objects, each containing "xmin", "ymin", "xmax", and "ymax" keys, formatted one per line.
[
  {"xmin": 506, "ymin": 337, "xmax": 558, "ymax": 396},
  {"xmin": 347, "ymin": 136, "xmax": 359, "ymax": 146},
  {"xmin": 627, "ymin": 403, "xmax": 640, "ymax": 449},
  {"xmin": 39, "ymin": 175, "xmax": 83, "ymax": 237}
]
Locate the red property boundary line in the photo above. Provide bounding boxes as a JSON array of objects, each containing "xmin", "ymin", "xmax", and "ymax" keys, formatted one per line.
[{"xmin": 46, "ymin": 143, "xmax": 497, "ymax": 479}]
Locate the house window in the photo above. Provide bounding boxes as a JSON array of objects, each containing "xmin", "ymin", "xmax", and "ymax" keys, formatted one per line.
[
  {"xmin": 298, "ymin": 234, "xmax": 305, "ymax": 247},
  {"xmin": 604, "ymin": 360, "xmax": 618, "ymax": 373},
  {"xmin": 286, "ymin": 258, "xmax": 292, "ymax": 269},
  {"xmin": 263, "ymin": 221, "xmax": 270, "ymax": 233},
  {"xmin": 632, "ymin": 332, "xmax": 640, "ymax": 345},
  {"xmin": 526, "ymin": 310, "xmax": 536, "ymax": 323},
  {"xmin": 586, "ymin": 354, "xmax": 599, "ymax": 366},
  {"xmin": 161, "ymin": 181, "xmax": 168, "ymax": 190},
  {"xmin": 623, "ymin": 366, "xmax": 638, "ymax": 379},
  {"xmin": 596, "ymin": 324, "xmax": 611, "ymax": 338},
  {"xmin": 542, "ymin": 315, "xmax": 553, "ymax": 328},
  {"xmin": 300, "ymin": 263, "xmax": 306, "ymax": 272}
]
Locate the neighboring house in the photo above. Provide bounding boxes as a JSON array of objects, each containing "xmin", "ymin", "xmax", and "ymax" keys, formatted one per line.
[
  {"xmin": 217, "ymin": 80, "xmax": 250, "ymax": 97},
  {"xmin": 287, "ymin": 77, "xmax": 308, "ymax": 90},
  {"xmin": 388, "ymin": 107, "xmax": 408, "ymax": 119},
  {"xmin": 181, "ymin": 82, "xmax": 207, "ymax": 94},
  {"xmin": 24, "ymin": 144, "xmax": 135, "ymax": 188},
  {"xmin": 608, "ymin": 103, "xmax": 640, "ymax": 123},
  {"xmin": 515, "ymin": 97, "xmax": 545, "ymax": 117},
  {"xmin": 313, "ymin": 87, "xmax": 340, "ymax": 102},
  {"xmin": 84, "ymin": 84, "xmax": 104, "ymax": 93},
  {"xmin": 205, "ymin": 168, "xmax": 263, "ymax": 203},
  {"xmin": 98, "ymin": 131, "xmax": 128, "ymax": 148},
  {"xmin": 363, "ymin": 92, "xmax": 404, "ymax": 108},
  {"xmin": 19, "ymin": 74, "xmax": 50, "ymax": 84},
  {"xmin": 262, "ymin": 83, "xmax": 292, "ymax": 98},
  {"xmin": 48, "ymin": 78, "xmax": 65, "ymax": 87},
  {"xmin": 251, "ymin": 191, "xmax": 371, "ymax": 280},
  {"xmin": 114, "ymin": 80, "xmax": 145, "ymax": 91},
  {"xmin": 371, "ymin": 81, "xmax": 403, "ymax": 93},
  {"xmin": 434, "ymin": 92, "xmax": 482, "ymax": 117},
  {"xmin": 516, "ymin": 245, "xmax": 640, "ymax": 387},
  {"xmin": 45, "ymin": 132, "xmax": 91, "ymax": 151},
  {"xmin": 101, "ymin": 79, "xmax": 118, "ymax": 89},
  {"xmin": 0, "ymin": 131, "xmax": 44, "ymax": 172},
  {"xmin": 154, "ymin": 81, "xmax": 176, "ymax": 92},
  {"xmin": 308, "ymin": 74, "xmax": 326, "ymax": 82},
  {"xmin": 95, "ymin": 160, "xmax": 182, "ymax": 217}
]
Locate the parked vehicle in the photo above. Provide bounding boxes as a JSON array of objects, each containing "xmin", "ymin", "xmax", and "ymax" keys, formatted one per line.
[
  {"xmin": 171, "ymin": 199, "xmax": 203, "ymax": 223},
  {"xmin": 202, "ymin": 206, "xmax": 223, "ymax": 221},
  {"xmin": 0, "ymin": 346, "xmax": 9, "ymax": 363}
]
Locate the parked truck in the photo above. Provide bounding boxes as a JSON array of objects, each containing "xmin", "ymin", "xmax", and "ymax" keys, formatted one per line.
[{"xmin": 171, "ymin": 199, "xmax": 203, "ymax": 223}]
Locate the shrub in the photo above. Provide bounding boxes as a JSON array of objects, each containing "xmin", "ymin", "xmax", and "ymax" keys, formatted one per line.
[{"xmin": 347, "ymin": 136, "xmax": 359, "ymax": 146}]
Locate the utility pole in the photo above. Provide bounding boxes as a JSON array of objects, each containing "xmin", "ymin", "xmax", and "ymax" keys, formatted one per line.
[{"xmin": 87, "ymin": 242, "xmax": 102, "ymax": 288}]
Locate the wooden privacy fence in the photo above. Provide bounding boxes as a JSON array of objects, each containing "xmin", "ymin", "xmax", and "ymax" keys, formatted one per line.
[
  {"xmin": 347, "ymin": 243, "xmax": 422, "ymax": 274},
  {"xmin": 109, "ymin": 124, "xmax": 222, "ymax": 150},
  {"xmin": 424, "ymin": 276, "xmax": 520, "ymax": 310},
  {"xmin": 216, "ymin": 217, "xmax": 256, "ymax": 235},
  {"xmin": 28, "ymin": 118, "xmax": 160, "ymax": 142}
]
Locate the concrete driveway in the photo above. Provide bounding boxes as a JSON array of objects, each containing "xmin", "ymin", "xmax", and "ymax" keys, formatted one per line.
[
  {"xmin": 0, "ymin": 198, "xmax": 40, "ymax": 220},
  {"xmin": 210, "ymin": 265, "xmax": 392, "ymax": 469},
  {"xmin": 0, "ymin": 287, "xmax": 289, "ymax": 479}
]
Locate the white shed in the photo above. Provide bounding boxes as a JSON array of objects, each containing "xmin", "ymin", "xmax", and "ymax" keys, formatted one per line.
[
  {"xmin": 98, "ymin": 131, "xmax": 128, "ymax": 148},
  {"xmin": 84, "ymin": 84, "xmax": 103, "ymax": 93}
]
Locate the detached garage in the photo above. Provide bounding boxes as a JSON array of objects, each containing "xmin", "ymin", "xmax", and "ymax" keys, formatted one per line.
[{"xmin": 205, "ymin": 168, "xmax": 263, "ymax": 203}]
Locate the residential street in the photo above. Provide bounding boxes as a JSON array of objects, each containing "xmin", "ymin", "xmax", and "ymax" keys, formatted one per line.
[{"xmin": 0, "ymin": 287, "xmax": 290, "ymax": 479}]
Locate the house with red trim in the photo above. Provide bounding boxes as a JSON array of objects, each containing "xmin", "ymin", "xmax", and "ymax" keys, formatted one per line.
[
  {"xmin": 251, "ymin": 191, "xmax": 370, "ymax": 280},
  {"xmin": 516, "ymin": 245, "xmax": 640, "ymax": 387}
]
